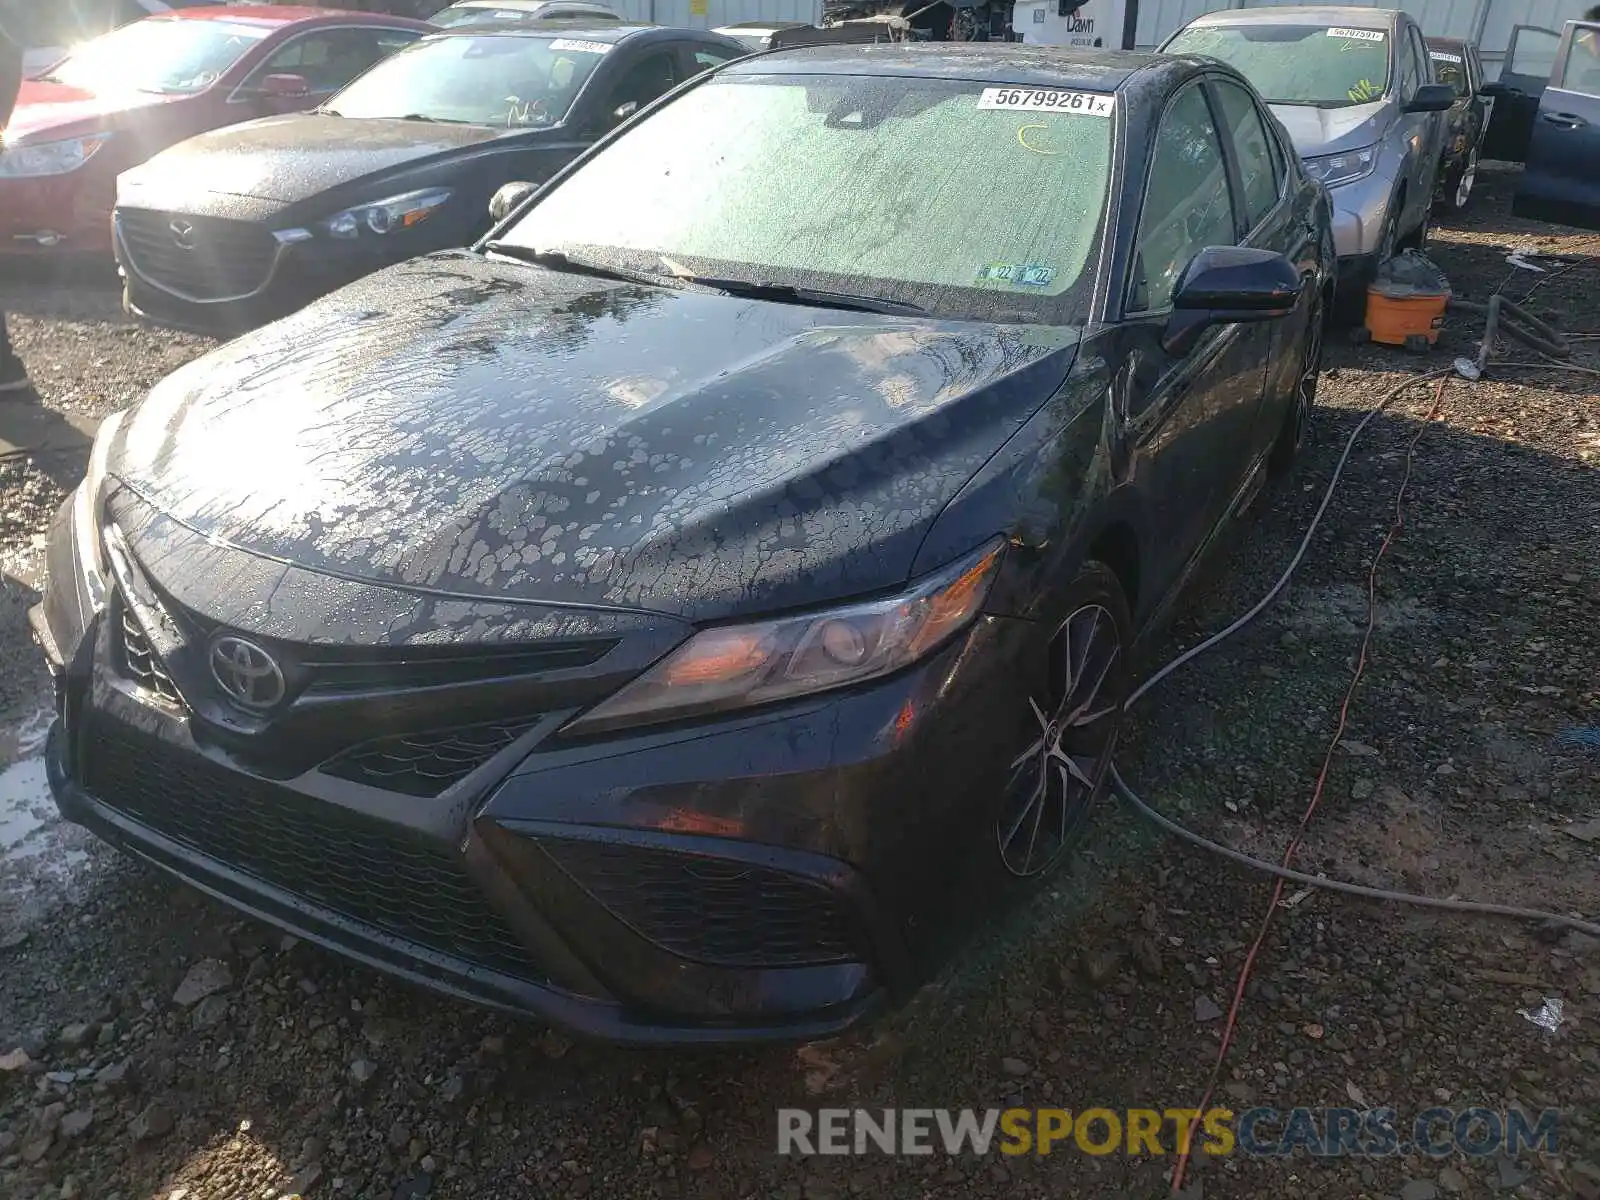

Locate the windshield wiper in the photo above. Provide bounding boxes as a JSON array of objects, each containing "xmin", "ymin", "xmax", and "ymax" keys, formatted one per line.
[
  {"xmin": 480, "ymin": 244, "xmax": 680, "ymax": 289},
  {"xmin": 666, "ymin": 274, "xmax": 927, "ymax": 316}
]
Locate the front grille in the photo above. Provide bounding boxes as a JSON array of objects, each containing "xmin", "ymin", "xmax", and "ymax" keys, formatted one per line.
[
  {"xmin": 322, "ymin": 720, "xmax": 540, "ymax": 797},
  {"xmin": 538, "ymin": 838, "xmax": 861, "ymax": 968},
  {"xmin": 85, "ymin": 729, "xmax": 540, "ymax": 981},
  {"xmin": 114, "ymin": 592, "xmax": 182, "ymax": 707},
  {"xmin": 118, "ymin": 209, "xmax": 279, "ymax": 301}
]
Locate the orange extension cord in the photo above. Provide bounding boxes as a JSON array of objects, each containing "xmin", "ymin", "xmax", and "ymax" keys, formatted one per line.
[{"xmin": 1169, "ymin": 375, "xmax": 1451, "ymax": 1195}]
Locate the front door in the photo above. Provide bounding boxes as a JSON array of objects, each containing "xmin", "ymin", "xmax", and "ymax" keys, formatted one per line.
[
  {"xmin": 1513, "ymin": 21, "xmax": 1600, "ymax": 230},
  {"xmin": 1482, "ymin": 24, "xmax": 1563, "ymax": 161},
  {"xmin": 1113, "ymin": 81, "xmax": 1258, "ymax": 603}
]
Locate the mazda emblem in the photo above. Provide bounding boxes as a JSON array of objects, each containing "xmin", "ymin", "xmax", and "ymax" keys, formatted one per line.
[
  {"xmin": 169, "ymin": 219, "xmax": 196, "ymax": 251},
  {"xmin": 209, "ymin": 636, "xmax": 286, "ymax": 711}
]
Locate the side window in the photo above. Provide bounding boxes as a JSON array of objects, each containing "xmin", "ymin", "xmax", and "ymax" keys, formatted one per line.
[
  {"xmin": 1129, "ymin": 85, "xmax": 1238, "ymax": 313},
  {"xmin": 602, "ymin": 51, "xmax": 679, "ymax": 122},
  {"xmin": 1506, "ymin": 26, "xmax": 1563, "ymax": 82},
  {"xmin": 1412, "ymin": 28, "xmax": 1432, "ymax": 86},
  {"xmin": 255, "ymin": 28, "xmax": 416, "ymax": 93},
  {"xmin": 690, "ymin": 47, "xmax": 741, "ymax": 74},
  {"xmin": 1557, "ymin": 23, "xmax": 1600, "ymax": 94},
  {"xmin": 1397, "ymin": 29, "xmax": 1419, "ymax": 101},
  {"xmin": 1212, "ymin": 80, "xmax": 1280, "ymax": 231}
]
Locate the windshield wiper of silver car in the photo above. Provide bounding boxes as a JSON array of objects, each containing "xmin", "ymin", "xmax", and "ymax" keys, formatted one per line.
[
  {"xmin": 663, "ymin": 274, "xmax": 927, "ymax": 316},
  {"xmin": 480, "ymin": 243, "xmax": 682, "ymax": 290}
]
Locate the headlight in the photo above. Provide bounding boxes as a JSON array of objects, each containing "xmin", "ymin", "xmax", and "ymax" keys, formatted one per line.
[
  {"xmin": 71, "ymin": 408, "xmax": 127, "ymax": 613},
  {"xmin": 0, "ymin": 133, "xmax": 111, "ymax": 178},
  {"xmin": 563, "ymin": 537, "xmax": 1007, "ymax": 737},
  {"xmin": 320, "ymin": 187, "xmax": 452, "ymax": 239},
  {"xmin": 1302, "ymin": 146, "xmax": 1377, "ymax": 189}
]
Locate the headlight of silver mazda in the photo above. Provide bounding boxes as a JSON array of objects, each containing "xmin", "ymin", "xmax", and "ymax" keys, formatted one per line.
[
  {"xmin": 320, "ymin": 187, "xmax": 453, "ymax": 239},
  {"xmin": 563, "ymin": 536, "xmax": 1007, "ymax": 736},
  {"xmin": 1302, "ymin": 146, "xmax": 1377, "ymax": 189}
]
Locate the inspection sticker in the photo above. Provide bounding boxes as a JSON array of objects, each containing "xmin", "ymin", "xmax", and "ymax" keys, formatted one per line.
[
  {"xmin": 977, "ymin": 263, "xmax": 1056, "ymax": 286},
  {"xmin": 1326, "ymin": 27, "xmax": 1385, "ymax": 41},
  {"xmin": 548, "ymin": 38, "xmax": 613, "ymax": 53},
  {"xmin": 1429, "ymin": 50, "xmax": 1463, "ymax": 63},
  {"xmin": 976, "ymin": 87, "xmax": 1114, "ymax": 116}
]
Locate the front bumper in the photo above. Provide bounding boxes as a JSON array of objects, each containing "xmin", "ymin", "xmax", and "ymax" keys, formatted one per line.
[
  {"xmin": 1326, "ymin": 169, "xmax": 1398, "ymax": 288},
  {"xmin": 33, "ymin": 538, "xmax": 1036, "ymax": 1043},
  {"xmin": 114, "ymin": 212, "xmax": 422, "ymax": 336},
  {"xmin": 0, "ymin": 172, "xmax": 113, "ymax": 254}
]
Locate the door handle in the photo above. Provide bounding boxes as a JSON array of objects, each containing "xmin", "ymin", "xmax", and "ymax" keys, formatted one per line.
[{"xmin": 1541, "ymin": 112, "xmax": 1588, "ymax": 129}]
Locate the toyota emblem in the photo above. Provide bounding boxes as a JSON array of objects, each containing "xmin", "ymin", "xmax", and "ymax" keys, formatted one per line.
[
  {"xmin": 169, "ymin": 219, "xmax": 196, "ymax": 251},
  {"xmin": 209, "ymin": 636, "xmax": 286, "ymax": 711}
]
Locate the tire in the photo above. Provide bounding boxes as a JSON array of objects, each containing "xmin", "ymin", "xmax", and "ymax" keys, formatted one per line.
[
  {"xmin": 987, "ymin": 563, "xmax": 1132, "ymax": 886},
  {"xmin": 1441, "ymin": 148, "xmax": 1479, "ymax": 213},
  {"xmin": 1270, "ymin": 287, "xmax": 1325, "ymax": 475}
]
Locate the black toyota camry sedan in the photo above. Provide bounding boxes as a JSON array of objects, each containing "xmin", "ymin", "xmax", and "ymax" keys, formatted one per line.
[
  {"xmin": 37, "ymin": 43, "xmax": 1334, "ymax": 1044},
  {"xmin": 112, "ymin": 23, "xmax": 747, "ymax": 334}
]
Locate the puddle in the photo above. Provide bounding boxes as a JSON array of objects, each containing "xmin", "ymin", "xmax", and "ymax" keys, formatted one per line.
[{"xmin": 0, "ymin": 705, "xmax": 98, "ymax": 934}]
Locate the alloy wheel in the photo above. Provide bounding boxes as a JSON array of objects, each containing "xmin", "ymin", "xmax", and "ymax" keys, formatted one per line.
[
  {"xmin": 996, "ymin": 604, "xmax": 1125, "ymax": 878},
  {"xmin": 1454, "ymin": 150, "xmax": 1479, "ymax": 209}
]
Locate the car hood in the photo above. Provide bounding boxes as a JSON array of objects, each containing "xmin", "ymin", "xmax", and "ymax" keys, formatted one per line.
[
  {"xmin": 1268, "ymin": 99, "xmax": 1390, "ymax": 156},
  {"xmin": 6, "ymin": 78, "xmax": 190, "ymax": 143},
  {"xmin": 123, "ymin": 114, "xmax": 508, "ymax": 204},
  {"xmin": 109, "ymin": 252, "xmax": 1080, "ymax": 622}
]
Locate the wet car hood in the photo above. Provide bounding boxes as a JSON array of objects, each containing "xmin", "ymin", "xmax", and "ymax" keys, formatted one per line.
[
  {"xmin": 1268, "ymin": 99, "xmax": 1390, "ymax": 156},
  {"xmin": 6, "ymin": 78, "xmax": 190, "ymax": 143},
  {"xmin": 109, "ymin": 252, "xmax": 1081, "ymax": 623},
  {"xmin": 123, "ymin": 113, "xmax": 509, "ymax": 204}
]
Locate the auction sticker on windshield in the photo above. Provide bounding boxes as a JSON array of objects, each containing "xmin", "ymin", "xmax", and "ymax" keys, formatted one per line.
[
  {"xmin": 1429, "ymin": 50, "xmax": 1462, "ymax": 63},
  {"xmin": 549, "ymin": 38, "xmax": 612, "ymax": 53},
  {"xmin": 1326, "ymin": 27, "xmax": 1384, "ymax": 41},
  {"xmin": 976, "ymin": 88, "xmax": 1114, "ymax": 116}
]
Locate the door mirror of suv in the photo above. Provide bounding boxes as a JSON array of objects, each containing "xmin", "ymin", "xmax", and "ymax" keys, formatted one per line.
[
  {"xmin": 1162, "ymin": 246, "xmax": 1303, "ymax": 356},
  {"xmin": 260, "ymin": 73, "xmax": 312, "ymax": 99},
  {"xmin": 489, "ymin": 180, "xmax": 539, "ymax": 223},
  {"xmin": 1406, "ymin": 82, "xmax": 1456, "ymax": 113}
]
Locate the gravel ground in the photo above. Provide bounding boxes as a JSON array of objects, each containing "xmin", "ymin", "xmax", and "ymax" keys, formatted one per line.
[{"xmin": 0, "ymin": 165, "xmax": 1596, "ymax": 1200}]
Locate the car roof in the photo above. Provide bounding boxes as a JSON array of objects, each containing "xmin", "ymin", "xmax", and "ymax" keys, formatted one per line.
[
  {"xmin": 725, "ymin": 42, "xmax": 1183, "ymax": 92},
  {"xmin": 424, "ymin": 21, "xmax": 686, "ymax": 42},
  {"xmin": 446, "ymin": 0, "xmax": 616, "ymax": 9},
  {"xmin": 153, "ymin": 5, "xmax": 422, "ymax": 26},
  {"xmin": 1180, "ymin": 6, "xmax": 1402, "ymax": 30},
  {"xmin": 1426, "ymin": 36, "xmax": 1470, "ymax": 50}
]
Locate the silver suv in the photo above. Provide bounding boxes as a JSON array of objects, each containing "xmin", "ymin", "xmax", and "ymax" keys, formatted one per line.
[{"xmin": 1161, "ymin": 6, "xmax": 1453, "ymax": 304}]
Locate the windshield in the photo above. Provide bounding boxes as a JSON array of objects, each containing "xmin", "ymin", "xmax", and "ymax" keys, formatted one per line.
[
  {"xmin": 38, "ymin": 18, "xmax": 272, "ymax": 94},
  {"xmin": 322, "ymin": 32, "xmax": 608, "ymax": 125},
  {"xmin": 1165, "ymin": 24, "xmax": 1392, "ymax": 107},
  {"xmin": 494, "ymin": 74, "xmax": 1114, "ymax": 323}
]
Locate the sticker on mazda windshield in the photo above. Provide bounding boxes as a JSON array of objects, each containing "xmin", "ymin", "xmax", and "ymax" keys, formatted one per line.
[
  {"xmin": 976, "ymin": 263, "xmax": 1056, "ymax": 287},
  {"xmin": 976, "ymin": 88, "xmax": 1114, "ymax": 116},
  {"xmin": 1327, "ymin": 27, "xmax": 1385, "ymax": 41},
  {"xmin": 1429, "ymin": 50, "xmax": 1463, "ymax": 63},
  {"xmin": 548, "ymin": 37, "xmax": 612, "ymax": 53}
]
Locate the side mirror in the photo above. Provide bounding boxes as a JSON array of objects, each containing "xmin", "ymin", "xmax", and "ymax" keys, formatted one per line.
[
  {"xmin": 1162, "ymin": 246, "xmax": 1302, "ymax": 356},
  {"xmin": 612, "ymin": 100, "xmax": 640, "ymax": 123},
  {"xmin": 1406, "ymin": 82, "xmax": 1456, "ymax": 113},
  {"xmin": 260, "ymin": 73, "xmax": 311, "ymax": 99},
  {"xmin": 489, "ymin": 180, "xmax": 538, "ymax": 223}
]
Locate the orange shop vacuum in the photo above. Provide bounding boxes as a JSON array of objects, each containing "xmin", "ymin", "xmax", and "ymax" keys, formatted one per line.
[{"xmin": 1356, "ymin": 249, "xmax": 1451, "ymax": 352}]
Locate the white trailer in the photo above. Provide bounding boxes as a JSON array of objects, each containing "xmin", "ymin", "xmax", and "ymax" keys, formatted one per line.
[{"xmin": 1009, "ymin": 0, "xmax": 1131, "ymax": 49}]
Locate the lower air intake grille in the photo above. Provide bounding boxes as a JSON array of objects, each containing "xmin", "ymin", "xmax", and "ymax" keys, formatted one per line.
[
  {"xmin": 85, "ymin": 729, "xmax": 539, "ymax": 981},
  {"xmin": 536, "ymin": 838, "xmax": 861, "ymax": 968},
  {"xmin": 322, "ymin": 721, "xmax": 540, "ymax": 797}
]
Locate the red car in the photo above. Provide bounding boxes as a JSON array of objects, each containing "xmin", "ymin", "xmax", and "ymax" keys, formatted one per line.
[{"xmin": 2, "ymin": 6, "xmax": 432, "ymax": 257}]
